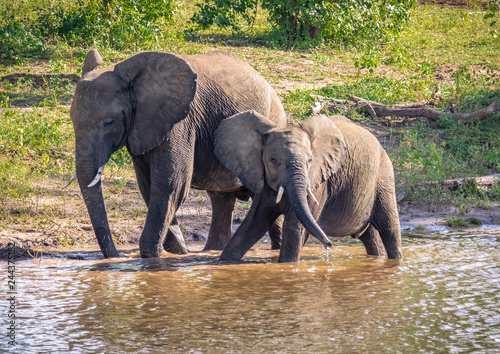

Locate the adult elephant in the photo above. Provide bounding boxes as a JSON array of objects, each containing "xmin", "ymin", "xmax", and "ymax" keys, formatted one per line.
[
  {"xmin": 214, "ymin": 112, "xmax": 403, "ymax": 262},
  {"xmin": 70, "ymin": 49, "xmax": 286, "ymax": 258}
]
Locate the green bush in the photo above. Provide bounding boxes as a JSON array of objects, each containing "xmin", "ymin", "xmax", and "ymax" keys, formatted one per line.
[
  {"xmin": 444, "ymin": 216, "xmax": 483, "ymax": 228},
  {"xmin": 0, "ymin": 22, "xmax": 46, "ymax": 59},
  {"xmin": 37, "ymin": 0, "xmax": 173, "ymax": 49},
  {"xmin": 0, "ymin": 108, "xmax": 68, "ymax": 160},
  {"xmin": 484, "ymin": 0, "xmax": 499, "ymax": 37},
  {"xmin": 193, "ymin": 0, "xmax": 415, "ymax": 45},
  {"xmin": 0, "ymin": 0, "xmax": 174, "ymax": 58}
]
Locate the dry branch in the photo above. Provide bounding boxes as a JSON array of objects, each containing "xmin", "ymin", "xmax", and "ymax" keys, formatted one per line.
[
  {"xmin": 364, "ymin": 101, "xmax": 499, "ymax": 123},
  {"xmin": 348, "ymin": 94, "xmax": 438, "ymax": 109},
  {"xmin": 311, "ymin": 92, "xmax": 499, "ymax": 123}
]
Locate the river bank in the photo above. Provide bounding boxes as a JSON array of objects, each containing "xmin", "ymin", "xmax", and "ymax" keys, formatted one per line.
[{"xmin": 2, "ymin": 185, "xmax": 499, "ymax": 256}]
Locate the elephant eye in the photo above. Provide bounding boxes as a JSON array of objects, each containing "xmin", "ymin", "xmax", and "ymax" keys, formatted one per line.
[
  {"xmin": 270, "ymin": 157, "xmax": 278, "ymax": 165},
  {"xmin": 103, "ymin": 118, "xmax": 114, "ymax": 127}
]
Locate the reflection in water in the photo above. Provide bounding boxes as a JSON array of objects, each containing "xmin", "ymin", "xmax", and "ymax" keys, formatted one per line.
[{"xmin": 1, "ymin": 229, "xmax": 500, "ymax": 352}]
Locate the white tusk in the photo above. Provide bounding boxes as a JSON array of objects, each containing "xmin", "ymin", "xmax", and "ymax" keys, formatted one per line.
[
  {"xmin": 276, "ymin": 186, "xmax": 285, "ymax": 204},
  {"xmin": 308, "ymin": 187, "xmax": 319, "ymax": 205},
  {"xmin": 63, "ymin": 172, "xmax": 77, "ymax": 189},
  {"xmin": 87, "ymin": 165, "xmax": 104, "ymax": 188}
]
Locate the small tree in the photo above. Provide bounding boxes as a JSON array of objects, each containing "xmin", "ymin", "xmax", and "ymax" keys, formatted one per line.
[{"xmin": 192, "ymin": 0, "xmax": 415, "ymax": 45}]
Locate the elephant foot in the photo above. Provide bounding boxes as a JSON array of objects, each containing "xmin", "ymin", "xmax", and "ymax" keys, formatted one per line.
[
  {"xmin": 139, "ymin": 249, "xmax": 162, "ymax": 258},
  {"xmin": 386, "ymin": 248, "xmax": 403, "ymax": 259},
  {"xmin": 139, "ymin": 237, "xmax": 164, "ymax": 258},
  {"xmin": 97, "ymin": 234, "xmax": 120, "ymax": 258},
  {"xmin": 278, "ymin": 254, "xmax": 300, "ymax": 263},
  {"xmin": 218, "ymin": 252, "xmax": 242, "ymax": 262},
  {"xmin": 277, "ymin": 246, "xmax": 301, "ymax": 262},
  {"xmin": 203, "ymin": 240, "xmax": 225, "ymax": 252},
  {"xmin": 357, "ymin": 225, "xmax": 386, "ymax": 257},
  {"xmin": 163, "ymin": 224, "xmax": 188, "ymax": 255}
]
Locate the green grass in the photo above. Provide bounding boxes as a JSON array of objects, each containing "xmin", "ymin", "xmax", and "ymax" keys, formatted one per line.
[
  {"xmin": 445, "ymin": 216, "xmax": 484, "ymax": 228},
  {"xmin": 393, "ymin": 5, "xmax": 500, "ymax": 69},
  {"xmin": 444, "ymin": 217, "xmax": 470, "ymax": 228},
  {"xmin": 0, "ymin": 1, "xmax": 499, "ymax": 230},
  {"xmin": 0, "ymin": 103, "xmax": 135, "ymax": 226}
]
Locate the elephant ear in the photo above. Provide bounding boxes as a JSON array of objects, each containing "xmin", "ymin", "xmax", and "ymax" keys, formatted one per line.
[
  {"xmin": 114, "ymin": 52, "xmax": 197, "ymax": 155},
  {"xmin": 81, "ymin": 49, "xmax": 103, "ymax": 76},
  {"xmin": 214, "ymin": 111, "xmax": 277, "ymax": 194},
  {"xmin": 299, "ymin": 114, "xmax": 346, "ymax": 190}
]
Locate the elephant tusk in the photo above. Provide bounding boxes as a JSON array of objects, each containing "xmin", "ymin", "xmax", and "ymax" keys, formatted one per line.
[
  {"xmin": 63, "ymin": 172, "xmax": 77, "ymax": 189},
  {"xmin": 308, "ymin": 188, "xmax": 319, "ymax": 205},
  {"xmin": 276, "ymin": 186, "xmax": 285, "ymax": 204},
  {"xmin": 88, "ymin": 165, "xmax": 104, "ymax": 188}
]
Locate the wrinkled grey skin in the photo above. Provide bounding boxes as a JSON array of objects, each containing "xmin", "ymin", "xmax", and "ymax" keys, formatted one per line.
[
  {"xmin": 71, "ymin": 50, "xmax": 286, "ymax": 258},
  {"xmin": 215, "ymin": 112, "xmax": 402, "ymax": 262}
]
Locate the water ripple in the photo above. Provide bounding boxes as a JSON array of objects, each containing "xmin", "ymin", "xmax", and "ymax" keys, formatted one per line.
[{"xmin": 1, "ymin": 228, "xmax": 500, "ymax": 352}]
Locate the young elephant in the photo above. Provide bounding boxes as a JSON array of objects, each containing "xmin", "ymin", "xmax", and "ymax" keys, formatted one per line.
[{"xmin": 214, "ymin": 112, "xmax": 402, "ymax": 262}]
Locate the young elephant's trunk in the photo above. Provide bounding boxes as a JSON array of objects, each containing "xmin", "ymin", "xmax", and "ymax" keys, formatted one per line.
[
  {"xmin": 76, "ymin": 159, "xmax": 119, "ymax": 258},
  {"xmin": 285, "ymin": 173, "xmax": 332, "ymax": 249}
]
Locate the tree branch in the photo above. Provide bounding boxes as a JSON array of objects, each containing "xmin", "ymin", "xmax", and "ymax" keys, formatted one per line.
[{"xmin": 311, "ymin": 92, "xmax": 499, "ymax": 123}]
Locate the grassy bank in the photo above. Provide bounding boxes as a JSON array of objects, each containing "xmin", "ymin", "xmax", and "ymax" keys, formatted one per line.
[{"xmin": 1, "ymin": 2, "xmax": 499, "ymax": 246}]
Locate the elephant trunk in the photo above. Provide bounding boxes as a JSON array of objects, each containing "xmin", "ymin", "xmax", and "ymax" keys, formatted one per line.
[
  {"xmin": 285, "ymin": 172, "xmax": 332, "ymax": 249},
  {"xmin": 76, "ymin": 158, "xmax": 119, "ymax": 258}
]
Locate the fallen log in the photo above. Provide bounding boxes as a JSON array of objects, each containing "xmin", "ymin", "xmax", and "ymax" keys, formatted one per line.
[
  {"xmin": 1, "ymin": 73, "xmax": 80, "ymax": 85},
  {"xmin": 359, "ymin": 100, "xmax": 499, "ymax": 123},
  {"xmin": 311, "ymin": 91, "xmax": 499, "ymax": 123},
  {"xmin": 347, "ymin": 94, "xmax": 438, "ymax": 109}
]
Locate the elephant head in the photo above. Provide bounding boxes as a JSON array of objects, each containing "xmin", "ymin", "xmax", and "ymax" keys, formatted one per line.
[
  {"xmin": 214, "ymin": 111, "xmax": 346, "ymax": 249},
  {"xmin": 70, "ymin": 49, "xmax": 197, "ymax": 257}
]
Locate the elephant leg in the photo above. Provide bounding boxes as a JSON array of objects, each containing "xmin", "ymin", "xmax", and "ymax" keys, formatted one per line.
[
  {"xmin": 203, "ymin": 191, "xmax": 236, "ymax": 251},
  {"xmin": 372, "ymin": 192, "xmax": 403, "ymax": 259},
  {"xmin": 279, "ymin": 211, "xmax": 308, "ymax": 263},
  {"xmin": 220, "ymin": 192, "xmax": 280, "ymax": 262},
  {"xmin": 138, "ymin": 132, "xmax": 195, "ymax": 258},
  {"xmin": 140, "ymin": 171, "xmax": 191, "ymax": 258},
  {"xmin": 163, "ymin": 216, "xmax": 188, "ymax": 254},
  {"xmin": 268, "ymin": 215, "xmax": 283, "ymax": 250},
  {"xmin": 358, "ymin": 225, "xmax": 386, "ymax": 256},
  {"xmin": 132, "ymin": 155, "xmax": 188, "ymax": 255}
]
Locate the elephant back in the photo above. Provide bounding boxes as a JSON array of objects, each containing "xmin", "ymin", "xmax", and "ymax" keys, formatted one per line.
[{"xmin": 183, "ymin": 51, "xmax": 286, "ymax": 128}]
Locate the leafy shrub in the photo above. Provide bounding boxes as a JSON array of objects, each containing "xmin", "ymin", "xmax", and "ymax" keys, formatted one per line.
[
  {"xmin": 192, "ymin": 0, "xmax": 415, "ymax": 45},
  {"xmin": 489, "ymin": 183, "xmax": 500, "ymax": 200},
  {"xmin": 0, "ymin": 21, "xmax": 46, "ymax": 59},
  {"xmin": 193, "ymin": 0, "xmax": 259, "ymax": 31},
  {"xmin": 0, "ymin": 0, "xmax": 174, "ymax": 57},
  {"xmin": 484, "ymin": 0, "xmax": 499, "ymax": 37},
  {"xmin": 0, "ymin": 109, "xmax": 67, "ymax": 160},
  {"xmin": 37, "ymin": 0, "xmax": 173, "ymax": 50},
  {"xmin": 444, "ymin": 217, "xmax": 483, "ymax": 228}
]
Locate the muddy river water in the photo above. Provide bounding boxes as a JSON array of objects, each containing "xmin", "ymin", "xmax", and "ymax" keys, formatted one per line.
[{"xmin": 2, "ymin": 227, "xmax": 500, "ymax": 353}]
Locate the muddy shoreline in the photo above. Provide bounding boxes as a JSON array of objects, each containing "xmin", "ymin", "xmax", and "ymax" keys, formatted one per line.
[{"xmin": 2, "ymin": 187, "xmax": 499, "ymax": 258}]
